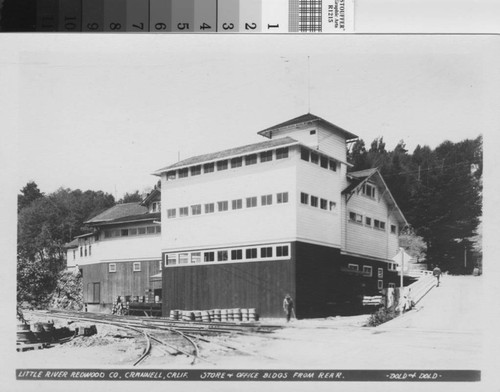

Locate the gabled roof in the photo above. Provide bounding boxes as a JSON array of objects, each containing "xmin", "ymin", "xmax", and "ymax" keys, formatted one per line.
[
  {"xmin": 64, "ymin": 238, "xmax": 79, "ymax": 249},
  {"xmin": 153, "ymin": 137, "xmax": 299, "ymax": 175},
  {"xmin": 140, "ymin": 188, "xmax": 161, "ymax": 207},
  {"xmin": 85, "ymin": 203, "xmax": 148, "ymax": 224},
  {"xmin": 258, "ymin": 113, "xmax": 358, "ymax": 141},
  {"xmin": 343, "ymin": 168, "xmax": 408, "ymax": 226},
  {"xmin": 94, "ymin": 212, "xmax": 161, "ymax": 226}
]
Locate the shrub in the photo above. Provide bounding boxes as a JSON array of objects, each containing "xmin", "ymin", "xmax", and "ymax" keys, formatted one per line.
[{"xmin": 365, "ymin": 306, "xmax": 399, "ymax": 327}]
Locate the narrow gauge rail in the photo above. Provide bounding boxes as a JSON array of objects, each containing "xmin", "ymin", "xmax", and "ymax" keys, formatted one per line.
[{"xmin": 27, "ymin": 309, "xmax": 282, "ymax": 365}]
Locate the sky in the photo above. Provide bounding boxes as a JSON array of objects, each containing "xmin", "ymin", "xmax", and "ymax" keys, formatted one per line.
[{"xmin": 1, "ymin": 34, "xmax": 497, "ymax": 200}]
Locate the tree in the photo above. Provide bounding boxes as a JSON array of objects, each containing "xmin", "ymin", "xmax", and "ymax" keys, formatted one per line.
[
  {"xmin": 119, "ymin": 190, "xmax": 142, "ymax": 204},
  {"xmin": 18, "ymin": 181, "xmax": 44, "ymax": 211},
  {"xmin": 399, "ymin": 227, "xmax": 427, "ymax": 261},
  {"xmin": 347, "ymin": 139, "xmax": 369, "ymax": 170},
  {"xmin": 17, "ymin": 187, "xmax": 115, "ymax": 307}
]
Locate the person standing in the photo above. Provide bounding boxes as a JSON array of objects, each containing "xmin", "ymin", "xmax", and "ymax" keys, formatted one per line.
[
  {"xmin": 433, "ymin": 265, "xmax": 442, "ymax": 287},
  {"xmin": 283, "ymin": 294, "xmax": 294, "ymax": 322}
]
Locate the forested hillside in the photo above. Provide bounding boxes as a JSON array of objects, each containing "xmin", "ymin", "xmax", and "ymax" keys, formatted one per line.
[{"xmin": 348, "ymin": 136, "xmax": 482, "ymax": 273}]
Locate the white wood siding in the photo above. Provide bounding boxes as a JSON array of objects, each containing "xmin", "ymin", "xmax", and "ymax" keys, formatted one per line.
[
  {"xmin": 76, "ymin": 224, "xmax": 161, "ymax": 266},
  {"xmin": 271, "ymin": 124, "xmax": 319, "ymax": 148},
  {"xmin": 343, "ymin": 190, "xmax": 401, "ymax": 260},
  {"xmin": 296, "ymin": 158, "xmax": 342, "ymax": 247},
  {"xmin": 161, "ymin": 155, "xmax": 297, "ymax": 252},
  {"xmin": 317, "ymin": 127, "xmax": 347, "ymax": 162}
]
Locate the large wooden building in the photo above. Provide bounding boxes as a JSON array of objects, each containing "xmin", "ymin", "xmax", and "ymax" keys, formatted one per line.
[
  {"xmin": 68, "ymin": 189, "xmax": 162, "ymax": 312},
  {"xmin": 154, "ymin": 114, "xmax": 407, "ymax": 318}
]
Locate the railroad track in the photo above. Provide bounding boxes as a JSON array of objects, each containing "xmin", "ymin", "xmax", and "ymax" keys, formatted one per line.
[{"xmin": 26, "ymin": 309, "xmax": 281, "ymax": 366}]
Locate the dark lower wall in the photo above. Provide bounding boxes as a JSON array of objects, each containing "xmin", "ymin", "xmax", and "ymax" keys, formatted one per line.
[
  {"xmin": 162, "ymin": 258, "xmax": 295, "ymax": 318},
  {"xmin": 82, "ymin": 260, "xmax": 161, "ymax": 309}
]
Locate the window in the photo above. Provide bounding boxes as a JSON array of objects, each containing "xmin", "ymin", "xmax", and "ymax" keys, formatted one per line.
[
  {"xmin": 300, "ymin": 192, "xmax": 309, "ymax": 204},
  {"xmin": 218, "ymin": 201, "xmax": 228, "ymax": 211},
  {"xmin": 89, "ymin": 245, "xmax": 92, "ymax": 256},
  {"xmin": 133, "ymin": 262, "xmax": 141, "ymax": 272},
  {"xmin": 246, "ymin": 248, "xmax": 257, "ymax": 259},
  {"xmin": 204, "ymin": 252, "xmax": 215, "ymax": 262},
  {"xmin": 204, "ymin": 162, "xmax": 214, "ymax": 173},
  {"xmin": 365, "ymin": 217, "xmax": 372, "ymax": 226},
  {"xmin": 217, "ymin": 160, "xmax": 228, "ymax": 171},
  {"xmin": 179, "ymin": 207, "xmax": 189, "ymax": 217},
  {"xmin": 80, "ymin": 246, "xmax": 83, "ymax": 257},
  {"xmin": 261, "ymin": 247, "xmax": 273, "ymax": 258},
  {"xmin": 277, "ymin": 192, "xmax": 288, "ymax": 204},
  {"xmin": 378, "ymin": 268, "xmax": 384, "ymax": 278},
  {"xmin": 245, "ymin": 154, "xmax": 257, "ymax": 165},
  {"xmin": 311, "ymin": 152, "xmax": 319, "ymax": 164},
  {"xmin": 231, "ymin": 157, "xmax": 242, "ymax": 168},
  {"xmin": 178, "ymin": 168, "xmax": 188, "ymax": 178},
  {"xmin": 311, "ymin": 196, "xmax": 319, "ymax": 207},
  {"xmin": 310, "ymin": 129, "xmax": 316, "ymax": 135},
  {"xmin": 362, "ymin": 184, "xmax": 376, "ymax": 198},
  {"xmin": 260, "ymin": 151, "xmax": 273, "ymax": 162},
  {"xmin": 104, "ymin": 231, "xmax": 112, "ymax": 239},
  {"xmin": 121, "ymin": 229, "xmax": 129, "ymax": 236},
  {"xmin": 349, "ymin": 212, "xmax": 363, "ymax": 223},
  {"xmin": 166, "ymin": 254, "xmax": 177, "ymax": 266},
  {"xmin": 348, "ymin": 264, "xmax": 359, "ymax": 271},
  {"xmin": 155, "ymin": 226, "xmax": 161, "ymax": 233},
  {"xmin": 84, "ymin": 246, "xmax": 87, "ymax": 257},
  {"xmin": 374, "ymin": 220, "xmax": 386, "ymax": 230},
  {"xmin": 232, "ymin": 199, "xmax": 243, "ymax": 210},
  {"xmin": 378, "ymin": 280, "xmax": 383, "ymax": 290},
  {"xmin": 190, "ymin": 165, "xmax": 201, "ymax": 176},
  {"xmin": 246, "ymin": 197, "xmax": 257, "ymax": 208},
  {"xmin": 231, "ymin": 249, "xmax": 243, "ymax": 260},
  {"xmin": 261, "ymin": 194, "xmax": 272, "ymax": 206},
  {"xmin": 73, "ymin": 250, "xmax": 76, "ymax": 260},
  {"xmin": 129, "ymin": 228, "xmax": 138, "ymax": 235},
  {"xmin": 217, "ymin": 250, "xmax": 228, "ymax": 262},
  {"xmin": 167, "ymin": 208, "xmax": 176, "ymax": 219},
  {"xmin": 320, "ymin": 198, "xmax": 328, "ymax": 210},
  {"xmin": 109, "ymin": 263, "xmax": 117, "ymax": 273},
  {"xmin": 329, "ymin": 160, "xmax": 337, "ymax": 171},
  {"xmin": 300, "ymin": 148, "xmax": 310, "ymax": 161},
  {"xmin": 151, "ymin": 201, "xmax": 161, "ymax": 212},
  {"xmin": 320, "ymin": 156, "xmax": 328, "ymax": 169},
  {"xmin": 147, "ymin": 226, "xmax": 155, "ymax": 234},
  {"xmin": 329, "ymin": 201, "xmax": 337, "ymax": 211},
  {"xmin": 178, "ymin": 253, "xmax": 189, "ymax": 264},
  {"xmin": 363, "ymin": 266, "xmax": 373, "ymax": 277},
  {"xmin": 276, "ymin": 245, "xmax": 289, "ymax": 257},
  {"xmin": 391, "ymin": 225, "xmax": 397, "ymax": 234},
  {"xmin": 191, "ymin": 252, "xmax": 202, "ymax": 264},
  {"xmin": 167, "ymin": 171, "xmax": 176, "ymax": 180},
  {"xmin": 388, "ymin": 283, "xmax": 396, "ymax": 289},
  {"xmin": 276, "ymin": 147, "xmax": 289, "ymax": 159},
  {"xmin": 205, "ymin": 203, "xmax": 215, "ymax": 214},
  {"xmin": 88, "ymin": 282, "xmax": 100, "ymax": 303},
  {"xmin": 138, "ymin": 227, "xmax": 146, "ymax": 235},
  {"xmin": 191, "ymin": 204, "xmax": 202, "ymax": 215}
]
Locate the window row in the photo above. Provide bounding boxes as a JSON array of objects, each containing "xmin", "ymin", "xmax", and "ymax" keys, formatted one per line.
[
  {"xmin": 103, "ymin": 225, "xmax": 161, "ymax": 239},
  {"xmin": 166, "ymin": 147, "xmax": 290, "ymax": 181},
  {"xmin": 300, "ymin": 192, "xmax": 337, "ymax": 211},
  {"xmin": 300, "ymin": 147, "xmax": 338, "ymax": 172},
  {"xmin": 347, "ymin": 264, "xmax": 384, "ymax": 278},
  {"xmin": 164, "ymin": 244, "xmax": 291, "ymax": 266},
  {"xmin": 348, "ymin": 211, "xmax": 397, "ymax": 234},
  {"xmin": 167, "ymin": 192, "xmax": 289, "ymax": 219},
  {"xmin": 79, "ymin": 245, "xmax": 91, "ymax": 258},
  {"xmin": 108, "ymin": 262, "xmax": 141, "ymax": 273}
]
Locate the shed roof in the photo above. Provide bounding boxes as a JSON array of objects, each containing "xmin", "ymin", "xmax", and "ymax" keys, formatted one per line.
[
  {"xmin": 153, "ymin": 137, "xmax": 299, "ymax": 175},
  {"xmin": 64, "ymin": 238, "xmax": 79, "ymax": 249},
  {"xmin": 85, "ymin": 203, "xmax": 148, "ymax": 224},
  {"xmin": 93, "ymin": 212, "xmax": 161, "ymax": 226},
  {"xmin": 257, "ymin": 113, "xmax": 358, "ymax": 141}
]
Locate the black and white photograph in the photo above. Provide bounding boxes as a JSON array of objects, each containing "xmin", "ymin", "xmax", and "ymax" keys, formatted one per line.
[{"xmin": 1, "ymin": 13, "xmax": 499, "ymax": 392}]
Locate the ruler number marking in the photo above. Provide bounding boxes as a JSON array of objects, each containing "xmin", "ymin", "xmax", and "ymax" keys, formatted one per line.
[
  {"xmin": 133, "ymin": 23, "xmax": 145, "ymax": 31},
  {"xmin": 222, "ymin": 22, "xmax": 234, "ymax": 30},
  {"xmin": 200, "ymin": 23, "xmax": 212, "ymax": 30},
  {"xmin": 87, "ymin": 23, "xmax": 99, "ymax": 30},
  {"xmin": 177, "ymin": 23, "xmax": 190, "ymax": 30},
  {"xmin": 155, "ymin": 23, "xmax": 167, "ymax": 30},
  {"xmin": 245, "ymin": 22, "xmax": 256, "ymax": 30},
  {"xmin": 109, "ymin": 23, "xmax": 122, "ymax": 30}
]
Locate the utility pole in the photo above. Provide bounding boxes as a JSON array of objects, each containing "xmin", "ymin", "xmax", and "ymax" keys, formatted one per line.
[{"xmin": 400, "ymin": 249, "xmax": 404, "ymax": 289}]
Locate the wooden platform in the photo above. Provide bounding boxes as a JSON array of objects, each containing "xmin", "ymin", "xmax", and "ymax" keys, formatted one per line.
[{"xmin": 16, "ymin": 342, "xmax": 50, "ymax": 352}]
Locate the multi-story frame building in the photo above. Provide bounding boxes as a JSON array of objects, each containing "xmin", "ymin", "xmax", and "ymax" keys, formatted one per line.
[
  {"xmin": 71, "ymin": 189, "xmax": 162, "ymax": 312},
  {"xmin": 154, "ymin": 113, "xmax": 407, "ymax": 318}
]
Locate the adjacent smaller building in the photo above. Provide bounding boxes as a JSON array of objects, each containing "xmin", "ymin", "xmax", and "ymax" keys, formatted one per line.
[{"xmin": 67, "ymin": 189, "xmax": 162, "ymax": 312}]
